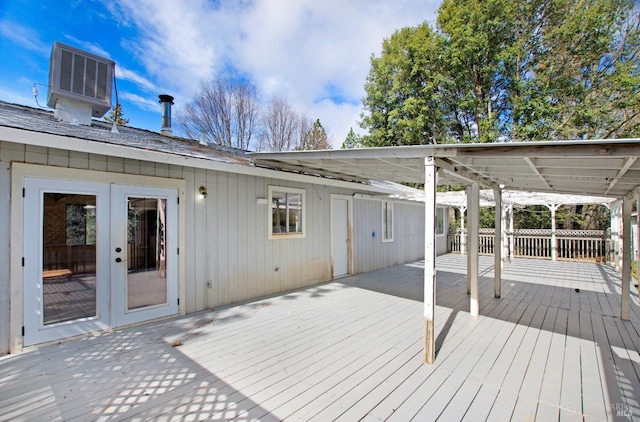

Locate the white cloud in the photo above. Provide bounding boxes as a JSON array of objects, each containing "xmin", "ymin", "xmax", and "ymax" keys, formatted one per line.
[
  {"xmin": 107, "ymin": 0, "xmax": 440, "ymax": 145},
  {"xmin": 115, "ymin": 66, "xmax": 157, "ymax": 92},
  {"xmin": 0, "ymin": 83, "xmax": 42, "ymax": 109},
  {"xmin": 0, "ymin": 20, "xmax": 49, "ymax": 56},
  {"xmin": 63, "ymin": 37, "xmax": 112, "ymax": 59},
  {"xmin": 305, "ymin": 100, "xmax": 365, "ymax": 148},
  {"xmin": 119, "ymin": 92, "xmax": 159, "ymax": 112}
]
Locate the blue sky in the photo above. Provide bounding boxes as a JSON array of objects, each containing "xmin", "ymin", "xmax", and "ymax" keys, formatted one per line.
[{"xmin": 0, "ymin": 0, "xmax": 439, "ymax": 148}]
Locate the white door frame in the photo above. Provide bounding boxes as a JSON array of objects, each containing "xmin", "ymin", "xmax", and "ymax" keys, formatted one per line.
[
  {"xmin": 330, "ymin": 194, "xmax": 352, "ymax": 278},
  {"xmin": 111, "ymin": 184, "xmax": 179, "ymax": 327},
  {"xmin": 10, "ymin": 163, "xmax": 186, "ymax": 353},
  {"xmin": 23, "ymin": 178, "xmax": 111, "ymax": 346}
]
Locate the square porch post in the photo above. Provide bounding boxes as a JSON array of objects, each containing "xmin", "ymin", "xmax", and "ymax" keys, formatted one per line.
[
  {"xmin": 494, "ymin": 187, "xmax": 502, "ymax": 298},
  {"xmin": 424, "ymin": 156, "xmax": 437, "ymax": 364},
  {"xmin": 622, "ymin": 196, "xmax": 632, "ymax": 320},
  {"xmin": 467, "ymin": 182, "xmax": 480, "ymax": 319}
]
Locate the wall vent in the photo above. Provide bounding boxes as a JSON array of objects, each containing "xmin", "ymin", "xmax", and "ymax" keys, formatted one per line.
[{"xmin": 47, "ymin": 42, "xmax": 114, "ymax": 119}]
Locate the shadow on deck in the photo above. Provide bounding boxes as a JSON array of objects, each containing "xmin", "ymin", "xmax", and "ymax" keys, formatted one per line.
[{"xmin": 0, "ymin": 254, "xmax": 638, "ymax": 421}]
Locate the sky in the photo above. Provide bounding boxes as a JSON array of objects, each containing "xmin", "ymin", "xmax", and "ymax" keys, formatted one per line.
[{"xmin": 0, "ymin": 0, "xmax": 440, "ymax": 149}]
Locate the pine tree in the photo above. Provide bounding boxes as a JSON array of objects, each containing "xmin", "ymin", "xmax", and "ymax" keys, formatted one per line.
[
  {"xmin": 299, "ymin": 119, "xmax": 332, "ymax": 150},
  {"xmin": 104, "ymin": 103, "xmax": 129, "ymax": 126},
  {"xmin": 341, "ymin": 128, "xmax": 362, "ymax": 149}
]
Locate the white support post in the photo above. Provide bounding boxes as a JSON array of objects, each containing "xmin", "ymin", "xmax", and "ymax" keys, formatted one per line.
[
  {"xmin": 622, "ymin": 197, "xmax": 632, "ymax": 321},
  {"xmin": 494, "ymin": 188, "xmax": 502, "ymax": 298},
  {"xmin": 636, "ymin": 196, "xmax": 640, "ymax": 352},
  {"xmin": 611, "ymin": 200, "xmax": 623, "ymax": 270},
  {"xmin": 501, "ymin": 202, "xmax": 508, "ymax": 272},
  {"xmin": 509, "ymin": 204, "xmax": 514, "ymax": 263},
  {"xmin": 424, "ymin": 156, "xmax": 437, "ymax": 363},
  {"xmin": 546, "ymin": 204, "xmax": 560, "ymax": 261},
  {"xmin": 637, "ymin": 196, "xmax": 640, "ymax": 265},
  {"xmin": 467, "ymin": 182, "xmax": 480, "ymax": 319},
  {"xmin": 459, "ymin": 207, "xmax": 467, "ymax": 255}
]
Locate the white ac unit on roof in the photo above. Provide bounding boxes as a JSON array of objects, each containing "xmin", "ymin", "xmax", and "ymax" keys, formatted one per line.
[{"xmin": 47, "ymin": 41, "xmax": 115, "ymax": 118}]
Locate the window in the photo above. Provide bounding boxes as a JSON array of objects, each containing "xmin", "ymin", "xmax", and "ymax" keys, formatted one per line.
[
  {"xmin": 269, "ymin": 186, "xmax": 306, "ymax": 239},
  {"xmin": 382, "ymin": 201, "xmax": 393, "ymax": 242},
  {"xmin": 436, "ymin": 207, "xmax": 445, "ymax": 235}
]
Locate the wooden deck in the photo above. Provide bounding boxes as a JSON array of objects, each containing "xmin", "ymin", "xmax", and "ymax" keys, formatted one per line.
[{"xmin": 1, "ymin": 254, "xmax": 639, "ymax": 421}]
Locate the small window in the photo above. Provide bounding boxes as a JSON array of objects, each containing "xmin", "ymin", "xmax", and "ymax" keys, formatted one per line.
[
  {"xmin": 269, "ymin": 186, "xmax": 306, "ymax": 239},
  {"xmin": 436, "ymin": 207, "xmax": 445, "ymax": 235},
  {"xmin": 382, "ymin": 201, "xmax": 394, "ymax": 242}
]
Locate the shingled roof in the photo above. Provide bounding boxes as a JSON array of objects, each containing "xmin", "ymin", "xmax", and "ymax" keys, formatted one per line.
[{"xmin": 0, "ymin": 100, "xmax": 250, "ymax": 165}]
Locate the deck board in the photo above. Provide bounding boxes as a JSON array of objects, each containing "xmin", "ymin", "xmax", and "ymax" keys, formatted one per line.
[{"xmin": 0, "ymin": 254, "xmax": 639, "ymax": 421}]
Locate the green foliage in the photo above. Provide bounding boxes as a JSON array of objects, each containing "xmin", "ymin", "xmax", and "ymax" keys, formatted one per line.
[
  {"xmin": 341, "ymin": 128, "xmax": 362, "ymax": 149},
  {"xmin": 438, "ymin": 0, "xmax": 517, "ymax": 143},
  {"xmin": 450, "ymin": 203, "xmax": 610, "ymax": 231},
  {"xmin": 360, "ymin": 23, "xmax": 451, "ymax": 146},
  {"xmin": 104, "ymin": 103, "xmax": 129, "ymax": 126},
  {"xmin": 299, "ymin": 119, "xmax": 332, "ymax": 150},
  {"xmin": 360, "ymin": 0, "xmax": 639, "ymax": 145},
  {"xmin": 513, "ymin": 0, "xmax": 640, "ymax": 140}
]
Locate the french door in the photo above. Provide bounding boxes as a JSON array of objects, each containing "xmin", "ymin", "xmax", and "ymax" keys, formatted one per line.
[
  {"xmin": 110, "ymin": 185, "xmax": 178, "ymax": 327},
  {"xmin": 23, "ymin": 178, "xmax": 178, "ymax": 346}
]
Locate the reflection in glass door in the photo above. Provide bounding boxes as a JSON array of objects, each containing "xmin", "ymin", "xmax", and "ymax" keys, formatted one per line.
[
  {"xmin": 42, "ymin": 193, "xmax": 97, "ymax": 324},
  {"xmin": 24, "ymin": 179, "xmax": 179, "ymax": 346},
  {"xmin": 126, "ymin": 197, "xmax": 168, "ymax": 310},
  {"xmin": 112, "ymin": 185, "xmax": 178, "ymax": 327},
  {"xmin": 23, "ymin": 178, "xmax": 110, "ymax": 347}
]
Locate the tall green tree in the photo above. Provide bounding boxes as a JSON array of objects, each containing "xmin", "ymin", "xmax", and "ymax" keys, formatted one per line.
[
  {"xmin": 360, "ymin": 0, "xmax": 639, "ymax": 145},
  {"xmin": 438, "ymin": 0, "xmax": 517, "ymax": 143},
  {"xmin": 513, "ymin": 0, "xmax": 640, "ymax": 140},
  {"xmin": 360, "ymin": 23, "xmax": 450, "ymax": 146}
]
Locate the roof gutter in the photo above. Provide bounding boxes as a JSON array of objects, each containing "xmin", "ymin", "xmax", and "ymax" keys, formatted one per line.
[{"xmin": 0, "ymin": 125, "xmax": 403, "ymax": 195}]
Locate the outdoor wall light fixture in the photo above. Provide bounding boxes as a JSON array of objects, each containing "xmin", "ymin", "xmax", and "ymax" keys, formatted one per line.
[{"xmin": 199, "ymin": 186, "xmax": 207, "ymax": 199}]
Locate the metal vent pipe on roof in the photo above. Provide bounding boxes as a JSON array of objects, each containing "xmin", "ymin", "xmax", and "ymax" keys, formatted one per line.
[
  {"xmin": 158, "ymin": 94, "xmax": 174, "ymax": 135},
  {"xmin": 199, "ymin": 129, "xmax": 208, "ymax": 146}
]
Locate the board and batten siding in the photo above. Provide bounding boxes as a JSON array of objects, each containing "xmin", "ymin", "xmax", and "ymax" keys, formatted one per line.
[
  {"xmin": 4, "ymin": 139, "xmax": 428, "ymax": 354},
  {"xmin": 351, "ymin": 198, "xmax": 427, "ymax": 274},
  {"xmin": 182, "ymin": 168, "xmax": 353, "ymax": 313}
]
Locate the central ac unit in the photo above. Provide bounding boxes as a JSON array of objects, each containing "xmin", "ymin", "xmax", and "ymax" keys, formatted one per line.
[{"xmin": 47, "ymin": 42, "xmax": 115, "ymax": 118}]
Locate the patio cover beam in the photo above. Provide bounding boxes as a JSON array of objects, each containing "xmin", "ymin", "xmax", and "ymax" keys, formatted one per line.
[
  {"xmin": 439, "ymin": 157, "xmax": 501, "ymax": 190},
  {"xmin": 605, "ymin": 157, "xmax": 637, "ymax": 195},
  {"xmin": 524, "ymin": 157, "xmax": 553, "ymax": 191}
]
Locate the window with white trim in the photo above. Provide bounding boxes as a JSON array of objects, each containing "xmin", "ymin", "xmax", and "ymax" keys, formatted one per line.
[
  {"xmin": 382, "ymin": 201, "xmax": 394, "ymax": 242},
  {"xmin": 269, "ymin": 186, "xmax": 306, "ymax": 239},
  {"xmin": 436, "ymin": 207, "xmax": 445, "ymax": 235}
]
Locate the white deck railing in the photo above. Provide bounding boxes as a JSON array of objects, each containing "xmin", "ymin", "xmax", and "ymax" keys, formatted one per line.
[{"xmin": 448, "ymin": 229, "xmax": 612, "ymax": 262}]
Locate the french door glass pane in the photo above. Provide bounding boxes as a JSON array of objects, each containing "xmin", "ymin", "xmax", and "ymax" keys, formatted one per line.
[
  {"xmin": 127, "ymin": 198, "xmax": 167, "ymax": 310},
  {"xmin": 42, "ymin": 193, "xmax": 97, "ymax": 325}
]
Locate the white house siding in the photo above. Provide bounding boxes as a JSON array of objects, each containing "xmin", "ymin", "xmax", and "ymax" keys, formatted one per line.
[
  {"xmin": 183, "ymin": 168, "xmax": 355, "ymax": 313},
  {"xmin": 1, "ymin": 139, "xmax": 434, "ymax": 354},
  {"xmin": 351, "ymin": 198, "xmax": 427, "ymax": 274},
  {"xmin": 436, "ymin": 208, "xmax": 449, "ymax": 256}
]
